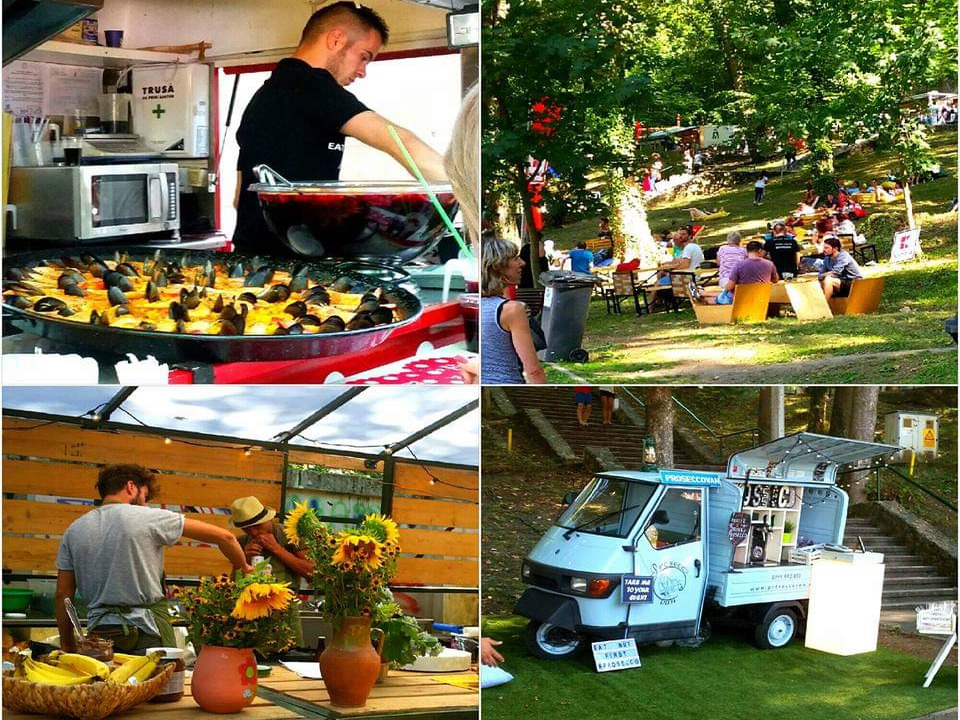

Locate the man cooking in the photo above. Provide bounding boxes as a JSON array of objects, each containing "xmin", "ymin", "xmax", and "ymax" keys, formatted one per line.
[
  {"xmin": 55, "ymin": 464, "xmax": 251, "ymax": 653},
  {"xmin": 229, "ymin": 497, "xmax": 314, "ymax": 650},
  {"xmin": 233, "ymin": 2, "xmax": 447, "ymax": 253}
]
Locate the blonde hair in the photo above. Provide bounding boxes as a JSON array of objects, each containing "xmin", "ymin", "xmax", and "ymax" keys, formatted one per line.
[
  {"xmin": 444, "ymin": 83, "xmax": 479, "ymax": 249},
  {"xmin": 482, "ymin": 237, "xmax": 520, "ymax": 297}
]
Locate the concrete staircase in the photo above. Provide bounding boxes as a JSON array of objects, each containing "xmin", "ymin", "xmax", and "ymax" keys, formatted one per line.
[
  {"xmin": 501, "ymin": 387, "xmax": 723, "ymax": 471},
  {"xmin": 844, "ymin": 516, "xmax": 958, "ymax": 616}
]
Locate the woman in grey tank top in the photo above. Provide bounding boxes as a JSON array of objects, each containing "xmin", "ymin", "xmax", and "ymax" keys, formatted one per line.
[{"xmin": 481, "ymin": 237, "xmax": 547, "ymax": 384}]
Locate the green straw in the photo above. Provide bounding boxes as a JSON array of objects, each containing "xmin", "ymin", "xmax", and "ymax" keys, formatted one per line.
[{"xmin": 387, "ymin": 125, "xmax": 473, "ymax": 259}]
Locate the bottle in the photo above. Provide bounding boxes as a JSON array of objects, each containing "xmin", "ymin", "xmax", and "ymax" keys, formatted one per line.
[
  {"xmin": 145, "ymin": 647, "xmax": 185, "ymax": 703},
  {"xmin": 251, "ymin": 555, "xmax": 272, "ymax": 575}
]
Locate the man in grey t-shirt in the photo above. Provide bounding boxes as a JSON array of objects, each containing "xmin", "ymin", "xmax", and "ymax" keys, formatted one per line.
[{"xmin": 56, "ymin": 464, "xmax": 251, "ymax": 653}]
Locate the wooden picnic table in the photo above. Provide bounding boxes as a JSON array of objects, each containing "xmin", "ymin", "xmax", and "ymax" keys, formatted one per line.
[
  {"xmin": 2, "ymin": 674, "xmax": 303, "ymax": 720},
  {"xmin": 256, "ymin": 665, "xmax": 478, "ymax": 720}
]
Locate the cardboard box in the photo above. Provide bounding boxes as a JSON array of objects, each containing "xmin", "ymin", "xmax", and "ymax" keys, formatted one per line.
[{"xmin": 55, "ymin": 18, "xmax": 98, "ymax": 44}]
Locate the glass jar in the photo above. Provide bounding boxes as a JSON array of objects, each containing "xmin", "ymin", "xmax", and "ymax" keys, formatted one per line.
[
  {"xmin": 77, "ymin": 637, "xmax": 113, "ymax": 663},
  {"xmin": 145, "ymin": 647, "xmax": 185, "ymax": 703}
]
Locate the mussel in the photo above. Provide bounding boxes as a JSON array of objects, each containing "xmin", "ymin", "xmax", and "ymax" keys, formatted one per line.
[
  {"xmin": 304, "ymin": 286, "xmax": 330, "ymax": 305},
  {"xmin": 115, "ymin": 306, "xmax": 131, "ymax": 316},
  {"xmin": 5, "ymin": 295, "xmax": 33, "ymax": 309},
  {"xmin": 284, "ymin": 323, "xmax": 304, "ymax": 336},
  {"xmin": 219, "ymin": 319, "xmax": 243, "ymax": 335},
  {"xmin": 259, "ymin": 284, "xmax": 291, "ymax": 304},
  {"xmin": 145, "ymin": 281, "xmax": 161, "ymax": 302},
  {"xmin": 87, "ymin": 258, "xmax": 110, "ymax": 278},
  {"xmin": 318, "ymin": 316, "xmax": 347, "ymax": 333},
  {"xmin": 103, "ymin": 270, "xmax": 134, "ymax": 292},
  {"xmin": 4, "ymin": 280, "xmax": 43, "ymax": 295},
  {"xmin": 116, "ymin": 262, "xmax": 140, "ymax": 277},
  {"xmin": 213, "ymin": 294, "xmax": 224, "ymax": 312},
  {"xmin": 169, "ymin": 301, "xmax": 190, "ymax": 322},
  {"xmin": 284, "ymin": 300, "xmax": 307, "ymax": 318},
  {"xmin": 369, "ymin": 306, "xmax": 394, "ymax": 325},
  {"xmin": 63, "ymin": 283, "xmax": 87, "ymax": 298},
  {"xmin": 180, "ymin": 287, "xmax": 201, "ymax": 310},
  {"xmin": 355, "ymin": 300, "xmax": 381, "ymax": 314},
  {"xmin": 298, "ymin": 314, "xmax": 325, "ymax": 328},
  {"xmin": 33, "ymin": 296, "xmax": 68, "ymax": 313},
  {"xmin": 5, "ymin": 267, "xmax": 29, "ymax": 281},
  {"xmin": 152, "ymin": 269, "xmax": 169, "ymax": 287},
  {"xmin": 244, "ymin": 265, "xmax": 275, "ymax": 287},
  {"xmin": 238, "ymin": 291, "xmax": 259, "ymax": 305},
  {"xmin": 58, "ymin": 306, "xmax": 77, "ymax": 317},
  {"xmin": 331, "ymin": 276, "xmax": 358, "ymax": 293},
  {"xmin": 58, "ymin": 272, "xmax": 85, "ymax": 289},
  {"xmin": 228, "ymin": 261, "xmax": 246, "ymax": 279},
  {"xmin": 346, "ymin": 312, "xmax": 375, "ymax": 330},
  {"xmin": 289, "ymin": 265, "xmax": 310, "ymax": 292},
  {"xmin": 107, "ymin": 287, "xmax": 129, "ymax": 307}
]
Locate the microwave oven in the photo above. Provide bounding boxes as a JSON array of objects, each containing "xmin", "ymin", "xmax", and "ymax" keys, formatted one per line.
[{"xmin": 8, "ymin": 163, "xmax": 180, "ymax": 243}]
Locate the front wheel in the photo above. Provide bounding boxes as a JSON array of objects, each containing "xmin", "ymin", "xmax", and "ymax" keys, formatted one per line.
[
  {"xmin": 524, "ymin": 620, "xmax": 586, "ymax": 660},
  {"xmin": 753, "ymin": 608, "xmax": 797, "ymax": 649}
]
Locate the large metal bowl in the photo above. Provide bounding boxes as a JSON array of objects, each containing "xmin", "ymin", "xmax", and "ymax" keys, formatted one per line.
[{"xmin": 250, "ymin": 167, "xmax": 458, "ymax": 264}]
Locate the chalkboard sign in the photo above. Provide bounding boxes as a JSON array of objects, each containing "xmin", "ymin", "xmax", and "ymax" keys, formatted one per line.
[
  {"xmin": 592, "ymin": 638, "xmax": 642, "ymax": 673},
  {"xmin": 621, "ymin": 575, "xmax": 654, "ymax": 603},
  {"xmin": 728, "ymin": 512, "xmax": 750, "ymax": 546}
]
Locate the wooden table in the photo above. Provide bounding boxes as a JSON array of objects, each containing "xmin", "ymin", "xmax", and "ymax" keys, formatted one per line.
[
  {"xmin": 258, "ymin": 665, "xmax": 478, "ymax": 720},
  {"xmin": 3, "ymin": 674, "xmax": 304, "ymax": 720}
]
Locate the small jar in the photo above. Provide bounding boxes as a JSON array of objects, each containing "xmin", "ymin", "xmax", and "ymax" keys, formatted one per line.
[
  {"xmin": 78, "ymin": 637, "xmax": 113, "ymax": 663},
  {"xmin": 145, "ymin": 647, "xmax": 185, "ymax": 703}
]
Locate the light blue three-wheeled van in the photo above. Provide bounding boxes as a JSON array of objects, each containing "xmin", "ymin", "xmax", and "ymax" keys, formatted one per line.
[{"xmin": 515, "ymin": 432, "xmax": 900, "ymax": 658}]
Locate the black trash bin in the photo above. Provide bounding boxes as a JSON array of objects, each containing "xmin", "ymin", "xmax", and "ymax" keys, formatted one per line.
[{"xmin": 537, "ymin": 270, "xmax": 597, "ymax": 363}]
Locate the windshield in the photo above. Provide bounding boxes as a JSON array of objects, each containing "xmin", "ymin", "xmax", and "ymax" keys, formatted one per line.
[{"xmin": 557, "ymin": 477, "xmax": 658, "ymax": 538}]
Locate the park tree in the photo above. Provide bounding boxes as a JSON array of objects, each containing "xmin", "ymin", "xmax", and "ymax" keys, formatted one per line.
[
  {"xmin": 643, "ymin": 387, "xmax": 674, "ymax": 468},
  {"xmin": 829, "ymin": 386, "xmax": 881, "ymax": 504}
]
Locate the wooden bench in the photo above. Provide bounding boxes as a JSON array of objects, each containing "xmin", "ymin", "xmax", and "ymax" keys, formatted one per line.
[
  {"xmin": 585, "ymin": 236, "xmax": 614, "ymax": 254},
  {"xmin": 691, "ymin": 283, "xmax": 772, "ymax": 325},
  {"xmin": 828, "ymin": 276, "xmax": 885, "ymax": 315}
]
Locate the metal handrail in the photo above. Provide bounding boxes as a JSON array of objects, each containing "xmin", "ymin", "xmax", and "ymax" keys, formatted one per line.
[
  {"xmin": 619, "ymin": 388, "xmax": 762, "ymax": 455},
  {"xmin": 866, "ymin": 464, "xmax": 958, "ymax": 513}
]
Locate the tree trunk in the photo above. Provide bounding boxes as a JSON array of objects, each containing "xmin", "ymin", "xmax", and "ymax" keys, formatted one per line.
[
  {"xmin": 805, "ymin": 387, "xmax": 831, "ymax": 433},
  {"xmin": 644, "ymin": 387, "xmax": 674, "ymax": 468},
  {"xmin": 758, "ymin": 387, "xmax": 785, "ymax": 441},
  {"xmin": 830, "ymin": 386, "xmax": 880, "ymax": 504},
  {"xmin": 903, "ymin": 181, "xmax": 916, "ymax": 230}
]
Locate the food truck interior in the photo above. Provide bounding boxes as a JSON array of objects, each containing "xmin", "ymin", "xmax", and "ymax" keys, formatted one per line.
[{"xmin": 1, "ymin": 0, "xmax": 479, "ymax": 383}]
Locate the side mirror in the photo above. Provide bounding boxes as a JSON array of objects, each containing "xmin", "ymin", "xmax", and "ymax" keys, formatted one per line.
[
  {"xmin": 651, "ymin": 509, "xmax": 670, "ymax": 526},
  {"xmin": 562, "ymin": 492, "xmax": 576, "ymax": 507}
]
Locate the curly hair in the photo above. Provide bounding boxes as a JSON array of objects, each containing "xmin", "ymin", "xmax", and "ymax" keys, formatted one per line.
[
  {"xmin": 96, "ymin": 464, "xmax": 159, "ymax": 501},
  {"xmin": 482, "ymin": 237, "xmax": 520, "ymax": 297}
]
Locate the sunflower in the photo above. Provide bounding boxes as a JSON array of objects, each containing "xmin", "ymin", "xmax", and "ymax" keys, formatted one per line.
[
  {"xmin": 331, "ymin": 533, "xmax": 384, "ymax": 570},
  {"xmin": 360, "ymin": 514, "xmax": 400, "ymax": 546},
  {"xmin": 283, "ymin": 501, "xmax": 316, "ymax": 546},
  {"xmin": 231, "ymin": 582, "xmax": 294, "ymax": 620}
]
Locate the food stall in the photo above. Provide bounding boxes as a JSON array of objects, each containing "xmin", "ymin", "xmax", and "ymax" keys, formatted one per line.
[
  {"xmin": 514, "ymin": 432, "xmax": 899, "ymax": 659},
  {"xmin": 2, "ymin": 0, "xmax": 478, "ymax": 383},
  {"xmin": 1, "ymin": 386, "xmax": 479, "ymax": 719}
]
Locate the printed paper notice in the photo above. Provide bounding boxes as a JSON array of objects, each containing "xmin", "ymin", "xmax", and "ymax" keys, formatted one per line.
[
  {"xmin": 46, "ymin": 65, "xmax": 102, "ymax": 114},
  {"xmin": 2, "ymin": 61, "xmax": 44, "ymax": 116}
]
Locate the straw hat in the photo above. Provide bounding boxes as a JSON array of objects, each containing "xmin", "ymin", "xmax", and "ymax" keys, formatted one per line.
[{"xmin": 228, "ymin": 496, "xmax": 277, "ymax": 529}]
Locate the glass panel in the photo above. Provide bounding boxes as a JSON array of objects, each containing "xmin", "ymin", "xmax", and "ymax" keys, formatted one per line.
[
  {"xmin": 644, "ymin": 488, "xmax": 702, "ymax": 550},
  {"xmin": 557, "ymin": 477, "xmax": 657, "ymax": 538}
]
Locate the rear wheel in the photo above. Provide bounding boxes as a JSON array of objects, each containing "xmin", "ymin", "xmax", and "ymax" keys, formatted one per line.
[
  {"xmin": 568, "ymin": 348, "xmax": 589, "ymax": 363},
  {"xmin": 524, "ymin": 620, "xmax": 585, "ymax": 660},
  {"xmin": 754, "ymin": 608, "xmax": 797, "ymax": 649}
]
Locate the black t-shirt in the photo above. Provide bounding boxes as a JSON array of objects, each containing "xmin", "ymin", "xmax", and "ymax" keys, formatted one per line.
[
  {"xmin": 764, "ymin": 236, "xmax": 801, "ymax": 276},
  {"xmin": 234, "ymin": 59, "xmax": 369, "ymax": 254}
]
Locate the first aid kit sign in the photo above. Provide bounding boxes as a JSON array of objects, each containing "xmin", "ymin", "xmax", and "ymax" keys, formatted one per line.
[{"xmin": 592, "ymin": 638, "xmax": 641, "ymax": 673}]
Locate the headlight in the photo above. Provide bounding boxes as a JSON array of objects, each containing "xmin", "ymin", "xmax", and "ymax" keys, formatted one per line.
[
  {"xmin": 570, "ymin": 576, "xmax": 588, "ymax": 593},
  {"xmin": 521, "ymin": 562, "xmax": 531, "ymax": 578},
  {"xmin": 569, "ymin": 576, "xmax": 614, "ymax": 596}
]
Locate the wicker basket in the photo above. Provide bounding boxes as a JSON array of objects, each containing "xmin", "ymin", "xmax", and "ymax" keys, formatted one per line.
[{"xmin": 2, "ymin": 661, "xmax": 175, "ymax": 720}]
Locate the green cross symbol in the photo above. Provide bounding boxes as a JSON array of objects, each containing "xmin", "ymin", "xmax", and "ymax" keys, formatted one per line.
[{"xmin": 151, "ymin": 103, "xmax": 166, "ymax": 119}]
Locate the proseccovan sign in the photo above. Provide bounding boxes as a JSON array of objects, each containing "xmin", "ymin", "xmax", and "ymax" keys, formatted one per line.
[{"xmin": 658, "ymin": 470, "xmax": 724, "ymax": 488}]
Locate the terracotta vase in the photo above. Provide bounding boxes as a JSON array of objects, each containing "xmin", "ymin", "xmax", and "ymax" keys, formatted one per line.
[
  {"xmin": 192, "ymin": 645, "xmax": 258, "ymax": 714},
  {"xmin": 375, "ymin": 661, "xmax": 390, "ymax": 684},
  {"xmin": 319, "ymin": 617, "xmax": 385, "ymax": 707}
]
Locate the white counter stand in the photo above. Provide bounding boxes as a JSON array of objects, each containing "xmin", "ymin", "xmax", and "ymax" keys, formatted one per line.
[{"xmin": 805, "ymin": 558, "xmax": 885, "ymax": 655}]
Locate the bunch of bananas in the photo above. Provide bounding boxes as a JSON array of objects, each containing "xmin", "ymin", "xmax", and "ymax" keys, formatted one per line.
[{"xmin": 12, "ymin": 650, "xmax": 162, "ymax": 686}]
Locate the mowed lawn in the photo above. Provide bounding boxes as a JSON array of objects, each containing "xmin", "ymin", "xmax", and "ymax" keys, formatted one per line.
[
  {"xmin": 538, "ymin": 130, "xmax": 957, "ymax": 384},
  {"xmin": 483, "ymin": 615, "xmax": 958, "ymax": 720}
]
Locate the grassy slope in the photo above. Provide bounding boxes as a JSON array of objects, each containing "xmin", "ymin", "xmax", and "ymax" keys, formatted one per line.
[
  {"xmin": 482, "ymin": 615, "xmax": 958, "ymax": 720},
  {"xmin": 539, "ymin": 132, "xmax": 957, "ymax": 384}
]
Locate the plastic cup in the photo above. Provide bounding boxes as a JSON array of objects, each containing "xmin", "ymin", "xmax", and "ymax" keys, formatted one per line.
[
  {"xmin": 104, "ymin": 30, "xmax": 123, "ymax": 48},
  {"xmin": 459, "ymin": 293, "xmax": 479, "ymax": 353},
  {"xmin": 63, "ymin": 137, "xmax": 82, "ymax": 166}
]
